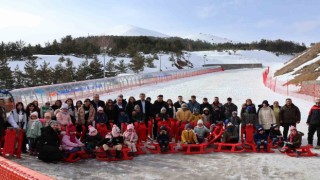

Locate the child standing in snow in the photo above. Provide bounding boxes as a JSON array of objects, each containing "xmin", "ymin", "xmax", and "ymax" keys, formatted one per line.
[
  {"xmin": 254, "ymin": 127, "xmax": 268, "ymax": 152},
  {"xmin": 26, "ymin": 112, "xmax": 43, "ymax": 156},
  {"xmin": 123, "ymin": 124, "xmax": 138, "ymax": 156},
  {"xmin": 157, "ymin": 126, "xmax": 170, "ymax": 152}
]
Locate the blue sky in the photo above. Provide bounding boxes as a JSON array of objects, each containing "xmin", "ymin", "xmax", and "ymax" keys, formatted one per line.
[{"xmin": 0, "ymin": 0, "xmax": 319, "ymax": 45}]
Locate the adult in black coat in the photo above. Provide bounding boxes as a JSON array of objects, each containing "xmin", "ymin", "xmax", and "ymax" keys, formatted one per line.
[
  {"xmin": 113, "ymin": 94, "xmax": 127, "ymax": 110},
  {"xmin": 135, "ymin": 93, "xmax": 153, "ymax": 124},
  {"xmin": 200, "ymin": 97, "xmax": 213, "ymax": 114},
  {"xmin": 104, "ymin": 99, "xmax": 120, "ymax": 126},
  {"xmin": 173, "ymin": 96, "xmax": 186, "ymax": 112},
  {"xmin": 37, "ymin": 121, "xmax": 63, "ymax": 162},
  {"xmin": 91, "ymin": 94, "xmax": 106, "ymax": 112},
  {"xmin": 152, "ymin": 95, "xmax": 168, "ymax": 138},
  {"xmin": 0, "ymin": 99, "xmax": 6, "ymax": 141}
]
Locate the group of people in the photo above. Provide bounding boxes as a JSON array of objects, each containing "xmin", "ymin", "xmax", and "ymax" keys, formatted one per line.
[{"xmin": 0, "ymin": 93, "xmax": 319, "ymax": 162}]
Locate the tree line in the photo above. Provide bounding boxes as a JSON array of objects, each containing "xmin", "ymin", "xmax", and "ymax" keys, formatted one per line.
[{"xmin": 1, "ymin": 36, "xmax": 306, "ymax": 60}]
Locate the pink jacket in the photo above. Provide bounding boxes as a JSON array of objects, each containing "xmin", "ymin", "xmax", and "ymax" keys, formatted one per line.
[
  {"xmin": 56, "ymin": 111, "xmax": 72, "ymax": 126},
  {"xmin": 61, "ymin": 135, "xmax": 84, "ymax": 150}
]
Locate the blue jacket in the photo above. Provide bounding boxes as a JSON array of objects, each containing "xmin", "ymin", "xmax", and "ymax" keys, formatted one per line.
[
  {"xmin": 254, "ymin": 132, "xmax": 268, "ymax": 142},
  {"xmin": 187, "ymin": 100, "xmax": 200, "ymax": 112},
  {"xmin": 95, "ymin": 113, "xmax": 108, "ymax": 124}
]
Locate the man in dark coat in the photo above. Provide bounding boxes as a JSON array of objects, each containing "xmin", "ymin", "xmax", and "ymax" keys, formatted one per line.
[
  {"xmin": 279, "ymin": 98, "xmax": 301, "ymax": 141},
  {"xmin": 223, "ymin": 97, "xmax": 238, "ymax": 119},
  {"xmin": 173, "ymin": 95, "xmax": 185, "ymax": 112},
  {"xmin": 91, "ymin": 94, "xmax": 106, "ymax": 112},
  {"xmin": 37, "ymin": 120, "xmax": 63, "ymax": 162},
  {"xmin": 152, "ymin": 95, "xmax": 168, "ymax": 138},
  {"xmin": 200, "ymin": 97, "xmax": 213, "ymax": 114},
  {"xmin": 135, "ymin": 93, "xmax": 152, "ymax": 125},
  {"xmin": 307, "ymin": 98, "xmax": 320, "ymax": 149}
]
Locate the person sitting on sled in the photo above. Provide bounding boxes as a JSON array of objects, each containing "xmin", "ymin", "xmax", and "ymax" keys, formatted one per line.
[
  {"xmin": 181, "ymin": 123, "xmax": 199, "ymax": 144},
  {"xmin": 123, "ymin": 124, "xmax": 138, "ymax": 156},
  {"xmin": 83, "ymin": 125, "xmax": 103, "ymax": 158},
  {"xmin": 191, "ymin": 108, "xmax": 202, "ymax": 127},
  {"xmin": 194, "ymin": 119, "xmax": 212, "ymax": 143},
  {"xmin": 254, "ymin": 127, "xmax": 268, "ymax": 152},
  {"xmin": 269, "ymin": 124, "xmax": 283, "ymax": 147},
  {"xmin": 157, "ymin": 126, "xmax": 170, "ymax": 152},
  {"xmin": 101, "ymin": 125, "xmax": 124, "ymax": 159},
  {"xmin": 222, "ymin": 122, "xmax": 239, "ymax": 144},
  {"xmin": 61, "ymin": 124, "xmax": 85, "ymax": 153},
  {"xmin": 280, "ymin": 126, "xmax": 303, "ymax": 156}
]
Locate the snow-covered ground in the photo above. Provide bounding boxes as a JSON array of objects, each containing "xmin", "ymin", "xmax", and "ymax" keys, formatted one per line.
[
  {"xmin": 12, "ymin": 66, "xmax": 320, "ymax": 180},
  {"xmin": 184, "ymin": 33, "xmax": 235, "ymax": 44},
  {"xmin": 8, "ymin": 50, "xmax": 291, "ymax": 75}
]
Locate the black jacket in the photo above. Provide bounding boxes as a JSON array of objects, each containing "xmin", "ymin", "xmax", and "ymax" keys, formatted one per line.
[
  {"xmin": 153, "ymin": 101, "xmax": 168, "ymax": 117},
  {"xmin": 200, "ymin": 103, "xmax": 213, "ymax": 114},
  {"xmin": 37, "ymin": 126, "xmax": 63, "ymax": 162},
  {"xmin": 279, "ymin": 104, "xmax": 301, "ymax": 124},
  {"xmin": 307, "ymin": 105, "xmax": 320, "ymax": 126},
  {"xmin": 91, "ymin": 100, "xmax": 106, "ymax": 112},
  {"xmin": 173, "ymin": 101, "xmax": 186, "ymax": 112},
  {"xmin": 135, "ymin": 100, "xmax": 153, "ymax": 122}
]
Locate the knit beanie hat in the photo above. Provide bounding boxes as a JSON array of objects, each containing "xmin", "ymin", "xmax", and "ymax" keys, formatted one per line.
[
  {"xmin": 134, "ymin": 105, "xmax": 140, "ymax": 111},
  {"xmin": 61, "ymin": 103, "xmax": 68, "ymax": 110},
  {"xmin": 185, "ymin": 123, "xmax": 192, "ymax": 129},
  {"xmin": 97, "ymin": 106, "xmax": 104, "ymax": 111},
  {"xmin": 258, "ymin": 127, "xmax": 264, "ymax": 132},
  {"xmin": 30, "ymin": 111, "xmax": 38, "ymax": 118},
  {"xmin": 197, "ymin": 119, "xmax": 204, "ymax": 125},
  {"xmin": 127, "ymin": 124, "xmax": 134, "ymax": 130},
  {"xmin": 161, "ymin": 107, "xmax": 166, "ymax": 113},
  {"xmin": 112, "ymin": 125, "xmax": 121, "ymax": 137},
  {"xmin": 290, "ymin": 126, "xmax": 297, "ymax": 131},
  {"xmin": 88, "ymin": 125, "xmax": 97, "ymax": 136}
]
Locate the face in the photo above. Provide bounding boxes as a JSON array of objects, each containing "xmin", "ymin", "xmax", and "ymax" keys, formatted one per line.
[
  {"xmin": 315, "ymin": 100, "xmax": 320, "ymax": 106},
  {"xmin": 275, "ymin": 126, "xmax": 279, "ymax": 131},
  {"xmin": 204, "ymin": 110, "xmax": 209, "ymax": 115},
  {"xmin": 117, "ymin": 98, "xmax": 122, "ymax": 104},
  {"xmin": 203, "ymin": 99, "xmax": 208, "ymax": 103},
  {"xmin": 140, "ymin": 94, "xmax": 145, "ymax": 100},
  {"xmin": 29, "ymin": 105, "xmax": 35, "ymax": 111},
  {"xmin": 51, "ymin": 123, "xmax": 59, "ymax": 130},
  {"xmin": 107, "ymin": 100, "xmax": 113, "ymax": 105},
  {"xmin": 62, "ymin": 108, "xmax": 68, "ymax": 112},
  {"xmin": 17, "ymin": 104, "xmax": 23, "ymax": 110},
  {"xmin": 56, "ymin": 101, "xmax": 61, "ymax": 106},
  {"xmin": 178, "ymin": 96, "xmax": 182, "ymax": 101},
  {"xmin": 167, "ymin": 100, "xmax": 173, "ymax": 105},
  {"xmin": 67, "ymin": 99, "xmax": 73, "ymax": 105},
  {"xmin": 85, "ymin": 100, "xmax": 90, "ymax": 106},
  {"xmin": 259, "ymin": 130, "xmax": 264, "ymax": 134},
  {"xmin": 129, "ymin": 97, "xmax": 135, "ymax": 103},
  {"xmin": 246, "ymin": 99, "xmax": 252, "ymax": 105},
  {"xmin": 30, "ymin": 115, "xmax": 38, "ymax": 120},
  {"xmin": 191, "ymin": 97, "xmax": 196, "ymax": 101},
  {"xmin": 227, "ymin": 99, "xmax": 232, "ymax": 103},
  {"xmin": 44, "ymin": 114, "xmax": 51, "ymax": 121},
  {"xmin": 98, "ymin": 110, "xmax": 104, "ymax": 114},
  {"xmin": 33, "ymin": 101, "xmax": 38, "ymax": 106},
  {"xmin": 198, "ymin": 123, "xmax": 203, "ymax": 127},
  {"xmin": 286, "ymin": 99, "xmax": 292, "ymax": 106},
  {"xmin": 273, "ymin": 101, "xmax": 279, "ymax": 107},
  {"xmin": 69, "ymin": 131, "xmax": 76, "ymax": 135},
  {"xmin": 76, "ymin": 101, "xmax": 82, "ymax": 107},
  {"xmin": 158, "ymin": 96, "xmax": 163, "ymax": 102},
  {"xmin": 214, "ymin": 97, "xmax": 219, "ymax": 102},
  {"xmin": 291, "ymin": 129, "xmax": 297, "ymax": 135},
  {"xmin": 263, "ymin": 103, "xmax": 267, "ymax": 107},
  {"xmin": 128, "ymin": 129, "xmax": 133, "ymax": 133},
  {"xmin": 232, "ymin": 112, "xmax": 237, "ymax": 117},
  {"xmin": 45, "ymin": 103, "xmax": 50, "ymax": 107},
  {"xmin": 94, "ymin": 95, "xmax": 99, "ymax": 101}
]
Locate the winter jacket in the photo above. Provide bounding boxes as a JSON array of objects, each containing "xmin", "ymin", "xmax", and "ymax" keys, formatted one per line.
[
  {"xmin": 269, "ymin": 127, "xmax": 282, "ymax": 139},
  {"xmin": 176, "ymin": 109, "xmax": 193, "ymax": 122},
  {"xmin": 56, "ymin": 111, "xmax": 72, "ymax": 126},
  {"xmin": 174, "ymin": 101, "xmax": 186, "ymax": 112},
  {"xmin": 0, "ymin": 106, "xmax": 6, "ymax": 137},
  {"xmin": 123, "ymin": 132, "xmax": 138, "ymax": 143},
  {"xmin": 91, "ymin": 100, "xmax": 106, "ymax": 112},
  {"xmin": 181, "ymin": 130, "xmax": 198, "ymax": 144},
  {"xmin": 200, "ymin": 103, "xmax": 213, "ymax": 114},
  {"xmin": 253, "ymin": 132, "xmax": 268, "ymax": 142},
  {"xmin": 104, "ymin": 105, "xmax": 119, "ymax": 123},
  {"xmin": 84, "ymin": 133, "xmax": 104, "ymax": 148},
  {"xmin": 95, "ymin": 113, "xmax": 108, "ymax": 124},
  {"xmin": 224, "ymin": 103, "xmax": 238, "ymax": 119},
  {"xmin": 241, "ymin": 112, "xmax": 257, "ymax": 127},
  {"xmin": 228, "ymin": 116, "xmax": 241, "ymax": 126},
  {"xmin": 157, "ymin": 130, "xmax": 170, "ymax": 143},
  {"xmin": 136, "ymin": 100, "xmax": 153, "ymax": 121},
  {"xmin": 78, "ymin": 104, "xmax": 96, "ymax": 125},
  {"xmin": 7, "ymin": 109, "xmax": 27, "ymax": 130},
  {"xmin": 279, "ymin": 104, "xmax": 301, "ymax": 124},
  {"xmin": 202, "ymin": 113, "xmax": 212, "ymax": 125},
  {"xmin": 61, "ymin": 135, "xmax": 83, "ymax": 151},
  {"xmin": 37, "ymin": 126, "xmax": 62, "ymax": 162},
  {"xmin": 288, "ymin": 131, "xmax": 303, "ymax": 148},
  {"xmin": 194, "ymin": 126, "xmax": 210, "ymax": 139},
  {"xmin": 270, "ymin": 105, "xmax": 281, "ymax": 125},
  {"xmin": 307, "ymin": 105, "xmax": 320, "ymax": 126},
  {"xmin": 212, "ymin": 109, "xmax": 225, "ymax": 123},
  {"xmin": 153, "ymin": 101, "xmax": 168, "ymax": 117},
  {"xmin": 240, "ymin": 104, "xmax": 256, "ymax": 118},
  {"xmin": 258, "ymin": 106, "xmax": 276, "ymax": 130},
  {"xmin": 191, "ymin": 114, "xmax": 202, "ymax": 124},
  {"xmin": 187, "ymin": 100, "xmax": 200, "ymax": 112},
  {"xmin": 222, "ymin": 126, "xmax": 239, "ymax": 143},
  {"xmin": 118, "ymin": 114, "xmax": 130, "ymax": 124},
  {"xmin": 167, "ymin": 106, "xmax": 176, "ymax": 118},
  {"xmin": 98, "ymin": 134, "xmax": 124, "ymax": 147},
  {"xmin": 26, "ymin": 119, "xmax": 43, "ymax": 138}
]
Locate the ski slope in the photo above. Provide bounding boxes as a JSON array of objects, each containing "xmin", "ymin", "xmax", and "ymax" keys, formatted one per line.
[{"xmin": 12, "ymin": 67, "xmax": 319, "ymax": 180}]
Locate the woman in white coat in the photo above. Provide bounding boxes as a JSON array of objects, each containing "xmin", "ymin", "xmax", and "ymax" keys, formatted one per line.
[{"xmin": 258, "ymin": 100, "xmax": 276, "ymax": 135}]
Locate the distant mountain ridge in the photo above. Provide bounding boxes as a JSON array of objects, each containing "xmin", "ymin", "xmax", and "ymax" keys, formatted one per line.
[
  {"xmin": 105, "ymin": 25, "xmax": 169, "ymax": 37},
  {"xmin": 184, "ymin": 33, "xmax": 235, "ymax": 44}
]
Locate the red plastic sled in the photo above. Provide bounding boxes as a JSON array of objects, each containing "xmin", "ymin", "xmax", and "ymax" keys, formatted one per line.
[
  {"xmin": 214, "ymin": 142, "xmax": 245, "ymax": 153},
  {"xmin": 2, "ymin": 128, "xmax": 23, "ymax": 158},
  {"xmin": 280, "ymin": 146, "xmax": 318, "ymax": 157},
  {"xmin": 96, "ymin": 123, "xmax": 110, "ymax": 138},
  {"xmin": 77, "ymin": 150, "xmax": 94, "ymax": 159},
  {"xmin": 134, "ymin": 122, "xmax": 148, "ymax": 143},
  {"xmin": 63, "ymin": 152, "xmax": 81, "ymax": 163},
  {"xmin": 207, "ymin": 123, "xmax": 224, "ymax": 145},
  {"xmin": 96, "ymin": 147, "xmax": 133, "ymax": 161},
  {"xmin": 145, "ymin": 142, "xmax": 178, "ymax": 154},
  {"xmin": 242, "ymin": 125, "xmax": 274, "ymax": 153},
  {"xmin": 180, "ymin": 144, "xmax": 213, "ymax": 155}
]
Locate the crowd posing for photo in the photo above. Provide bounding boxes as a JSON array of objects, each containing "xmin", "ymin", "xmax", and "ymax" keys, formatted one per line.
[{"xmin": 0, "ymin": 94, "xmax": 319, "ymax": 162}]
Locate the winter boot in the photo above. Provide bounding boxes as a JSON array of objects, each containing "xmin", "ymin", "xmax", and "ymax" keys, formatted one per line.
[
  {"xmin": 29, "ymin": 149, "xmax": 34, "ymax": 156},
  {"xmin": 115, "ymin": 150, "xmax": 122, "ymax": 159},
  {"xmin": 128, "ymin": 152, "xmax": 133, "ymax": 157},
  {"xmin": 314, "ymin": 145, "xmax": 320, "ymax": 149},
  {"xmin": 105, "ymin": 150, "xmax": 112, "ymax": 158},
  {"xmin": 132, "ymin": 152, "xmax": 138, "ymax": 157},
  {"xmin": 296, "ymin": 150, "xmax": 301, "ymax": 157}
]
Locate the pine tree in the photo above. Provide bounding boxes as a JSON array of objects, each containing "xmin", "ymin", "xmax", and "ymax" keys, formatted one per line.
[
  {"xmin": 63, "ymin": 58, "xmax": 76, "ymax": 82},
  {"xmin": 105, "ymin": 57, "xmax": 117, "ymax": 77},
  {"xmin": 53, "ymin": 63, "xmax": 64, "ymax": 84},
  {"xmin": 88, "ymin": 57, "xmax": 103, "ymax": 79},
  {"xmin": 145, "ymin": 56, "xmax": 155, "ymax": 68},
  {"xmin": 37, "ymin": 61, "xmax": 53, "ymax": 85},
  {"xmin": 76, "ymin": 59, "xmax": 90, "ymax": 81},
  {"xmin": 13, "ymin": 65, "xmax": 25, "ymax": 89},
  {"xmin": 24, "ymin": 58, "xmax": 38, "ymax": 87},
  {"xmin": 115, "ymin": 59, "xmax": 128, "ymax": 74},
  {"xmin": 129, "ymin": 53, "xmax": 145, "ymax": 73},
  {"xmin": 0, "ymin": 58, "xmax": 14, "ymax": 89}
]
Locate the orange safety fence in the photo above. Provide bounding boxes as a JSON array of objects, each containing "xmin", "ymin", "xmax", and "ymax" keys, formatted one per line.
[
  {"xmin": 262, "ymin": 67, "xmax": 317, "ymax": 102},
  {"xmin": 0, "ymin": 156, "xmax": 54, "ymax": 180}
]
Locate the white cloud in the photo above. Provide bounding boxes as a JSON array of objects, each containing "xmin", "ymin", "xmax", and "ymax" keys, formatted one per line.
[
  {"xmin": 292, "ymin": 20, "xmax": 319, "ymax": 33},
  {"xmin": 0, "ymin": 8, "xmax": 42, "ymax": 28}
]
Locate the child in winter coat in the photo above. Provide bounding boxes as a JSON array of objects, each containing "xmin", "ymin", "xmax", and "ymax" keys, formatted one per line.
[
  {"xmin": 222, "ymin": 122, "xmax": 239, "ymax": 143},
  {"xmin": 280, "ymin": 126, "xmax": 303, "ymax": 155},
  {"xmin": 181, "ymin": 123, "xmax": 199, "ymax": 144},
  {"xmin": 157, "ymin": 126, "xmax": 170, "ymax": 152},
  {"xmin": 254, "ymin": 127, "xmax": 268, "ymax": 151},
  {"xmin": 227, "ymin": 111, "xmax": 241, "ymax": 127},
  {"xmin": 269, "ymin": 124, "xmax": 283, "ymax": 146},
  {"xmin": 123, "ymin": 124, "xmax": 138, "ymax": 156},
  {"xmin": 191, "ymin": 108, "xmax": 202, "ymax": 127},
  {"xmin": 118, "ymin": 108, "xmax": 130, "ymax": 124},
  {"xmin": 100, "ymin": 125, "xmax": 124, "ymax": 159},
  {"xmin": 194, "ymin": 119, "xmax": 211, "ymax": 143},
  {"xmin": 61, "ymin": 124, "xmax": 84, "ymax": 153},
  {"xmin": 201, "ymin": 108, "xmax": 212, "ymax": 127},
  {"xmin": 94, "ymin": 106, "xmax": 108, "ymax": 126},
  {"xmin": 131, "ymin": 105, "xmax": 144, "ymax": 123},
  {"xmin": 83, "ymin": 125, "xmax": 103, "ymax": 158},
  {"xmin": 26, "ymin": 112, "xmax": 43, "ymax": 155},
  {"xmin": 56, "ymin": 103, "xmax": 72, "ymax": 132},
  {"xmin": 157, "ymin": 107, "xmax": 169, "ymax": 121}
]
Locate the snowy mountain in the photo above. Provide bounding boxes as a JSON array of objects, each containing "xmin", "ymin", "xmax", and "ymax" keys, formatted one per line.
[
  {"xmin": 104, "ymin": 25, "xmax": 169, "ymax": 37},
  {"xmin": 184, "ymin": 33, "xmax": 235, "ymax": 44}
]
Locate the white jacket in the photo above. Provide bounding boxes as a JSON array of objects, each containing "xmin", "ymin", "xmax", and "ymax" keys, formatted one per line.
[{"xmin": 258, "ymin": 106, "xmax": 276, "ymax": 130}]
